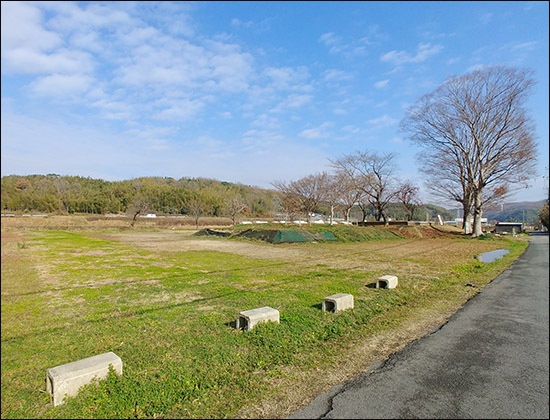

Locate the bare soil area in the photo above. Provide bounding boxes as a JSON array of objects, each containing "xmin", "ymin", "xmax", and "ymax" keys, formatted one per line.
[{"xmin": 95, "ymin": 224, "xmax": 486, "ymax": 275}]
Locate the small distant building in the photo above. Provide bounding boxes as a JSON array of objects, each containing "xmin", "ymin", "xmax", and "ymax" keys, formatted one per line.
[{"xmin": 494, "ymin": 222, "xmax": 523, "ymax": 234}]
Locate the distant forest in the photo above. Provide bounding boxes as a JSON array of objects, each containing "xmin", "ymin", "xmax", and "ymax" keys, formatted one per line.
[{"xmin": 0, "ymin": 174, "xmax": 543, "ymax": 223}]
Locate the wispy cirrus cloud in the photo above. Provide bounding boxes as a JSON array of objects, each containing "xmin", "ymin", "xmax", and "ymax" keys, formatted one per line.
[{"xmin": 318, "ymin": 31, "xmax": 372, "ymax": 57}]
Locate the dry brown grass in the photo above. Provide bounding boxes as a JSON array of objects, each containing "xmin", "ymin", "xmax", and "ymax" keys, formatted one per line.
[{"xmin": 0, "ymin": 214, "xmax": 234, "ymax": 231}]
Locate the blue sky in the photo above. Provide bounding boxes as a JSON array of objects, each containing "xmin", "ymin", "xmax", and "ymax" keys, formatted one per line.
[{"xmin": 2, "ymin": 1, "xmax": 548, "ymax": 205}]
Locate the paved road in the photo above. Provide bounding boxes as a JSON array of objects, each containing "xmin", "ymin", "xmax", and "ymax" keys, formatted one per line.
[{"xmin": 288, "ymin": 234, "xmax": 549, "ymax": 419}]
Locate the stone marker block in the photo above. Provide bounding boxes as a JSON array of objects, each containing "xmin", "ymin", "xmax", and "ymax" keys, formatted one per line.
[
  {"xmin": 322, "ymin": 293, "xmax": 354, "ymax": 313},
  {"xmin": 46, "ymin": 351, "xmax": 122, "ymax": 406},
  {"xmin": 376, "ymin": 275, "xmax": 398, "ymax": 289},
  {"xmin": 236, "ymin": 306, "xmax": 280, "ymax": 331}
]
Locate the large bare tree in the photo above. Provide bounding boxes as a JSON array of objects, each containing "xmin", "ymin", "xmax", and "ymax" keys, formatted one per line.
[{"xmin": 401, "ymin": 65, "xmax": 538, "ymax": 236}]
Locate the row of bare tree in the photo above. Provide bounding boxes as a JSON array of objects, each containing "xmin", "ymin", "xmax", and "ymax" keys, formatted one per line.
[
  {"xmin": 273, "ymin": 65, "xmax": 541, "ymax": 236},
  {"xmin": 272, "ymin": 151, "xmax": 422, "ymax": 225}
]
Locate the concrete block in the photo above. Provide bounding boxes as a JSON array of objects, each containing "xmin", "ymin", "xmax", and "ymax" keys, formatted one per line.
[
  {"xmin": 46, "ymin": 351, "xmax": 122, "ymax": 406},
  {"xmin": 376, "ymin": 275, "xmax": 398, "ymax": 289},
  {"xmin": 236, "ymin": 306, "xmax": 280, "ymax": 331},
  {"xmin": 322, "ymin": 293, "xmax": 354, "ymax": 313}
]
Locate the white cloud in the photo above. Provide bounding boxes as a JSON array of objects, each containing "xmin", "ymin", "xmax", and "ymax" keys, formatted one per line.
[
  {"xmin": 89, "ymin": 97, "xmax": 134, "ymax": 121},
  {"xmin": 28, "ymin": 73, "xmax": 94, "ymax": 97},
  {"xmin": 2, "ymin": 0, "xmax": 322, "ymax": 137},
  {"xmin": 508, "ymin": 41, "xmax": 538, "ymax": 52},
  {"xmin": 231, "ymin": 18, "xmax": 253, "ymax": 28},
  {"xmin": 2, "ymin": 47, "xmax": 94, "ymax": 75},
  {"xmin": 1, "ymin": 2, "xmax": 62, "ymax": 55},
  {"xmin": 250, "ymin": 114, "xmax": 281, "ymax": 131},
  {"xmin": 299, "ymin": 122, "xmax": 333, "ymax": 139},
  {"xmin": 374, "ymin": 79, "xmax": 389, "ymax": 89},
  {"xmin": 318, "ymin": 31, "xmax": 370, "ymax": 56},
  {"xmin": 270, "ymin": 94, "xmax": 312, "ymax": 113},
  {"xmin": 323, "ymin": 69, "xmax": 354, "ymax": 83},
  {"xmin": 380, "ymin": 43, "xmax": 443, "ymax": 65},
  {"xmin": 318, "ymin": 32, "xmax": 341, "ymax": 48},
  {"xmin": 264, "ymin": 66, "xmax": 311, "ymax": 91},
  {"xmin": 367, "ymin": 114, "xmax": 398, "ymax": 128},
  {"xmin": 153, "ymin": 98, "xmax": 206, "ymax": 121}
]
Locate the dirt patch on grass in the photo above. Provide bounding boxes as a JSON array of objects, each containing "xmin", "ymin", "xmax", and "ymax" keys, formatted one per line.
[
  {"xmin": 95, "ymin": 227, "xmax": 499, "ymax": 278},
  {"xmin": 98, "ymin": 230, "xmax": 313, "ymax": 261}
]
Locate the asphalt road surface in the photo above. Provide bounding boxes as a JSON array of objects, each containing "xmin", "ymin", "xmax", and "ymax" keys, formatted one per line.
[{"xmin": 288, "ymin": 233, "xmax": 549, "ymax": 419}]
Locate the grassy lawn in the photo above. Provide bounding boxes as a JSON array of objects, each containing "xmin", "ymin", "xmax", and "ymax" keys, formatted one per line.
[{"xmin": 1, "ymin": 220, "xmax": 529, "ymax": 419}]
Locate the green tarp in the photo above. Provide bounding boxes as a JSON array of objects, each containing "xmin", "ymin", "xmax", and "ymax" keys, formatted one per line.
[
  {"xmin": 194, "ymin": 228, "xmax": 231, "ymax": 237},
  {"xmin": 234, "ymin": 229, "xmax": 337, "ymax": 243}
]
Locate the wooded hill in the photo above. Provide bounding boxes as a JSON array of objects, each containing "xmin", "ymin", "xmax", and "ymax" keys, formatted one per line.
[
  {"xmin": 1, "ymin": 174, "xmax": 279, "ymax": 218},
  {"xmin": 480, "ymin": 200, "xmax": 546, "ymax": 224},
  {"xmin": 0, "ymin": 174, "xmax": 480, "ymax": 222}
]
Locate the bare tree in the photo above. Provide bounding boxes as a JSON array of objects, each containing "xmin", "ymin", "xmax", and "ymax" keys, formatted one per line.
[
  {"xmin": 326, "ymin": 168, "xmax": 370, "ymax": 223},
  {"xmin": 396, "ymin": 180, "xmax": 422, "ymax": 221},
  {"xmin": 401, "ymin": 65, "xmax": 538, "ymax": 236},
  {"xmin": 338, "ymin": 178, "xmax": 364, "ymax": 223},
  {"xmin": 320, "ymin": 173, "xmax": 347, "ymax": 225},
  {"xmin": 272, "ymin": 172, "xmax": 329, "ymax": 223},
  {"xmin": 225, "ymin": 196, "xmax": 248, "ymax": 225},
  {"xmin": 356, "ymin": 195, "xmax": 372, "ymax": 223},
  {"xmin": 278, "ymin": 192, "xmax": 302, "ymax": 222},
  {"xmin": 126, "ymin": 196, "xmax": 152, "ymax": 227},
  {"xmin": 185, "ymin": 193, "xmax": 211, "ymax": 228},
  {"xmin": 331, "ymin": 151, "xmax": 399, "ymax": 224}
]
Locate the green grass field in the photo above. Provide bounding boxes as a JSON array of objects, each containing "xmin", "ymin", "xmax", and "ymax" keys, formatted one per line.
[{"xmin": 1, "ymin": 222, "xmax": 529, "ymax": 419}]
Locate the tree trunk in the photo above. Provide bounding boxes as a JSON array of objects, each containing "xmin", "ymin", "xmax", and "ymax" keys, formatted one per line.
[
  {"xmin": 345, "ymin": 207, "xmax": 351, "ymax": 222},
  {"xmin": 472, "ymin": 191, "xmax": 484, "ymax": 237},
  {"xmin": 461, "ymin": 202, "xmax": 469, "ymax": 232}
]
